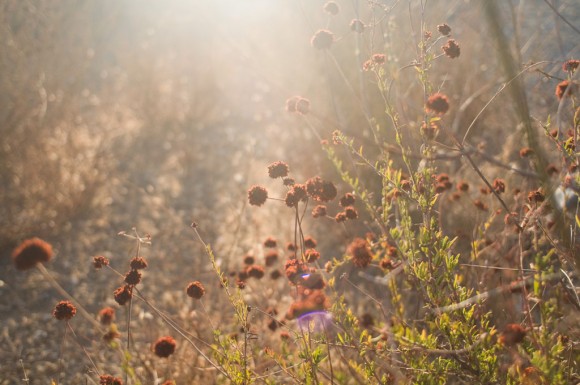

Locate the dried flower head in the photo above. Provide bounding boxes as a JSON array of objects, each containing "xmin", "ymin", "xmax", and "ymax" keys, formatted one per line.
[
  {"xmin": 284, "ymin": 258, "xmax": 309, "ymax": 283},
  {"xmin": 456, "ymin": 181, "xmax": 469, "ymax": 192},
  {"xmin": 270, "ymin": 269, "xmax": 282, "ymax": 280},
  {"xmin": 304, "ymin": 236, "xmax": 317, "ymax": 249},
  {"xmin": 283, "ymin": 177, "xmax": 295, "ymax": 186},
  {"xmin": 323, "ymin": 1, "xmax": 339, "ymax": 15},
  {"xmin": 426, "ymin": 93, "xmax": 450, "ymax": 115},
  {"xmin": 437, "ymin": 23, "xmax": 452, "ymax": 36},
  {"xmin": 246, "ymin": 264, "xmax": 265, "ymax": 279},
  {"xmin": 493, "ymin": 178, "xmax": 506, "ymax": 194},
  {"xmin": 286, "ymin": 242, "xmax": 297, "ymax": 252},
  {"xmin": 555, "ymin": 80, "xmax": 576, "ymax": 100},
  {"xmin": 93, "ymin": 255, "xmax": 110, "ymax": 269},
  {"xmin": 124, "ymin": 269, "xmax": 142, "ymax": 285},
  {"xmin": 305, "ymin": 249, "xmax": 321, "ymax": 263},
  {"xmin": 312, "ymin": 205, "xmax": 327, "ymax": 218},
  {"xmin": 339, "ymin": 193, "xmax": 355, "ymax": 207},
  {"xmin": 129, "ymin": 257, "xmax": 148, "ymax": 270},
  {"xmin": 519, "ymin": 147, "xmax": 533, "ymax": 157},
  {"xmin": 113, "ymin": 285, "xmax": 133, "ymax": 306},
  {"xmin": 186, "ymin": 281, "xmax": 206, "ymax": 299},
  {"xmin": 53, "ymin": 300, "xmax": 77, "ymax": 321},
  {"xmin": 344, "ymin": 206, "xmax": 358, "ymax": 219},
  {"xmin": 98, "ymin": 307, "xmax": 116, "ymax": 325},
  {"xmin": 311, "ymin": 29, "xmax": 334, "ymax": 50},
  {"xmin": 268, "ymin": 161, "xmax": 289, "ymax": 178},
  {"xmin": 285, "ymin": 184, "xmax": 308, "ymax": 207},
  {"xmin": 99, "ymin": 375, "xmax": 123, "ymax": 385},
  {"xmin": 350, "ymin": 19, "xmax": 365, "ymax": 33},
  {"xmin": 562, "ymin": 59, "xmax": 580, "ymax": 73},
  {"xmin": 265, "ymin": 250, "xmax": 279, "ymax": 266},
  {"xmin": 473, "ymin": 199, "xmax": 488, "ymax": 211},
  {"xmin": 12, "ymin": 237, "xmax": 53, "ymax": 270},
  {"xmin": 248, "ymin": 185, "xmax": 268, "ymax": 206},
  {"xmin": 306, "ymin": 176, "xmax": 337, "ymax": 202},
  {"xmin": 335, "ymin": 212, "xmax": 347, "ymax": 222},
  {"xmin": 528, "ymin": 189, "xmax": 545, "ymax": 203},
  {"xmin": 287, "ymin": 289, "xmax": 330, "ymax": 319},
  {"xmin": 498, "ymin": 323, "xmax": 526, "ymax": 346},
  {"xmin": 243, "ymin": 255, "xmax": 255, "ymax": 265},
  {"xmin": 348, "ymin": 238, "xmax": 373, "ymax": 268},
  {"xmin": 263, "ymin": 237, "xmax": 277, "ymax": 248},
  {"xmin": 442, "ymin": 39, "xmax": 460, "ymax": 58},
  {"xmin": 153, "ymin": 336, "xmax": 177, "ymax": 358}
]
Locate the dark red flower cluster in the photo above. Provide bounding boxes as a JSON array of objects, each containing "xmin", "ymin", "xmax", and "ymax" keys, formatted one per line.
[
  {"xmin": 268, "ymin": 161, "xmax": 289, "ymax": 178},
  {"xmin": 442, "ymin": 39, "xmax": 460, "ymax": 58},
  {"xmin": 93, "ymin": 255, "xmax": 110, "ymax": 269},
  {"xmin": 129, "ymin": 257, "xmax": 148, "ymax": 270},
  {"xmin": 98, "ymin": 307, "xmax": 115, "ymax": 325},
  {"xmin": 426, "ymin": 93, "xmax": 450, "ymax": 115},
  {"xmin": 312, "ymin": 205, "xmax": 327, "ymax": 218},
  {"xmin": 437, "ymin": 23, "xmax": 451, "ymax": 36},
  {"xmin": 12, "ymin": 237, "xmax": 53, "ymax": 271},
  {"xmin": 114, "ymin": 285, "xmax": 133, "ymax": 306},
  {"xmin": 286, "ymin": 288, "xmax": 330, "ymax": 320},
  {"xmin": 248, "ymin": 185, "xmax": 268, "ymax": 206},
  {"xmin": 285, "ymin": 184, "xmax": 308, "ymax": 207},
  {"xmin": 306, "ymin": 176, "xmax": 337, "ymax": 202},
  {"xmin": 153, "ymin": 336, "xmax": 177, "ymax": 358},
  {"xmin": 348, "ymin": 238, "xmax": 373, "ymax": 268},
  {"xmin": 311, "ymin": 29, "xmax": 334, "ymax": 50},
  {"xmin": 99, "ymin": 375, "xmax": 123, "ymax": 385},
  {"xmin": 53, "ymin": 300, "xmax": 77, "ymax": 321},
  {"xmin": 186, "ymin": 281, "xmax": 206, "ymax": 299}
]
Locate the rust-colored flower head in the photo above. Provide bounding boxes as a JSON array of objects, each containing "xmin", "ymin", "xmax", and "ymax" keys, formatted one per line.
[
  {"xmin": 53, "ymin": 300, "xmax": 77, "ymax": 321},
  {"xmin": 99, "ymin": 375, "xmax": 123, "ymax": 385},
  {"xmin": 426, "ymin": 93, "xmax": 450, "ymax": 115},
  {"xmin": 555, "ymin": 80, "xmax": 576, "ymax": 100},
  {"xmin": 528, "ymin": 188, "xmax": 545, "ymax": 203},
  {"xmin": 283, "ymin": 177, "xmax": 295, "ymax": 186},
  {"xmin": 93, "ymin": 255, "xmax": 110, "ymax": 269},
  {"xmin": 372, "ymin": 53, "xmax": 386, "ymax": 65},
  {"xmin": 124, "ymin": 269, "xmax": 142, "ymax": 285},
  {"xmin": 263, "ymin": 237, "xmax": 277, "ymax": 248},
  {"xmin": 335, "ymin": 212, "xmax": 347, "ymax": 223},
  {"xmin": 350, "ymin": 19, "xmax": 365, "ymax": 33},
  {"xmin": 379, "ymin": 257, "xmax": 394, "ymax": 270},
  {"xmin": 493, "ymin": 178, "xmax": 506, "ymax": 194},
  {"xmin": 473, "ymin": 199, "xmax": 488, "ymax": 211},
  {"xmin": 302, "ymin": 273, "xmax": 326, "ymax": 290},
  {"xmin": 153, "ymin": 336, "xmax": 177, "ymax": 358},
  {"xmin": 339, "ymin": 193, "xmax": 356, "ymax": 207},
  {"xmin": 344, "ymin": 206, "xmax": 358, "ymax": 220},
  {"xmin": 280, "ymin": 330, "xmax": 290, "ymax": 340},
  {"xmin": 437, "ymin": 23, "xmax": 452, "ymax": 36},
  {"xmin": 424, "ymin": 30, "xmax": 432, "ymax": 40},
  {"xmin": 265, "ymin": 250, "xmax": 279, "ymax": 267},
  {"xmin": 311, "ymin": 29, "xmax": 334, "ymax": 50},
  {"xmin": 129, "ymin": 257, "xmax": 148, "ymax": 270},
  {"xmin": 247, "ymin": 264, "xmax": 265, "ymax": 279},
  {"xmin": 286, "ymin": 242, "xmax": 297, "ymax": 252},
  {"xmin": 304, "ymin": 236, "xmax": 317, "ymax": 249},
  {"xmin": 519, "ymin": 147, "xmax": 533, "ymax": 158},
  {"xmin": 284, "ymin": 258, "xmax": 309, "ymax": 283},
  {"xmin": 311, "ymin": 205, "xmax": 327, "ymax": 218},
  {"xmin": 285, "ymin": 184, "xmax": 308, "ymax": 207},
  {"xmin": 304, "ymin": 249, "xmax": 320, "ymax": 263},
  {"xmin": 114, "ymin": 285, "xmax": 133, "ymax": 306},
  {"xmin": 243, "ymin": 255, "xmax": 255, "ymax": 265},
  {"xmin": 186, "ymin": 281, "xmax": 206, "ymax": 299},
  {"xmin": 348, "ymin": 238, "xmax": 373, "ymax": 268},
  {"xmin": 562, "ymin": 59, "xmax": 580, "ymax": 73},
  {"xmin": 286, "ymin": 289, "xmax": 330, "ymax": 320},
  {"xmin": 248, "ymin": 185, "xmax": 268, "ymax": 206},
  {"xmin": 323, "ymin": 1, "xmax": 339, "ymax": 15},
  {"xmin": 268, "ymin": 161, "xmax": 289, "ymax": 178},
  {"xmin": 12, "ymin": 237, "xmax": 53, "ymax": 270},
  {"xmin": 498, "ymin": 323, "xmax": 526, "ymax": 346},
  {"xmin": 442, "ymin": 39, "xmax": 460, "ymax": 58},
  {"xmin": 456, "ymin": 181, "xmax": 469, "ymax": 192},
  {"xmin": 160, "ymin": 381, "xmax": 176, "ymax": 385},
  {"xmin": 270, "ymin": 269, "xmax": 282, "ymax": 280},
  {"xmin": 98, "ymin": 307, "xmax": 116, "ymax": 325},
  {"xmin": 306, "ymin": 176, "xmax": 337, "ymax": 202}
]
